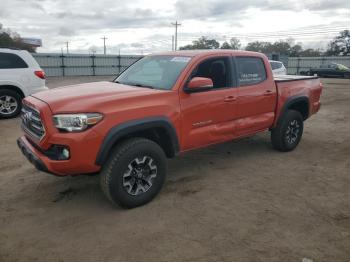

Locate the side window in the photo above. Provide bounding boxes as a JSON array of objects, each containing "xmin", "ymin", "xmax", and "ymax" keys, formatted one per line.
[
  {"xmin": 236, "ymin": 57, "xmax": 267, "ymax": 86},
  {"xmin": 0, "ymin": 52, "xmax": 28, "ymax": 69},
  {"xmin": 190, "ymin": 57, "xmax": 232, "ymax": 89}
]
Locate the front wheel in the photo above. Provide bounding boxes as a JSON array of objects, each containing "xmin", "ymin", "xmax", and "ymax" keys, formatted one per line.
[
  {"xmin": 0, "ymin": 89, "xmax": 22, "ymax": 119},
  {"xmin": 271, "ymin": 110, "xmax": 304, "ymax": 152},
  {"xmin": 100, "ymin": 137, "xmax": 167, "ymax": 208}
]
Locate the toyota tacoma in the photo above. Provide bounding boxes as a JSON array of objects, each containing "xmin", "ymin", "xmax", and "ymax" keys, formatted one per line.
[{"xmin": 17, "ymin": 50, "xmax": 323, "ymax": 208}]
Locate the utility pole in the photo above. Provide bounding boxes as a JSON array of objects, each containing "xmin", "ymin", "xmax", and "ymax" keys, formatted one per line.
[
  {"xmin": 101, "ymin": 36, "xmax": 107, "ymax": 55},
  {"xmin": 65, "ymin": 41, "xmax": 69, "ymax": 54},
  {"xmin": 171, "ymin": 21, "xmax": 181, "ymax": 51}
]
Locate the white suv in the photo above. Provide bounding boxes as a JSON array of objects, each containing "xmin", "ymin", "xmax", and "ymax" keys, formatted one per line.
[
  {"xmin": 269, "ymin": 60, "xmax": 287, "ymax": 76},
  {"xmin": 0, "ymin": 48, "xmax": 48, "ymax": 118}
]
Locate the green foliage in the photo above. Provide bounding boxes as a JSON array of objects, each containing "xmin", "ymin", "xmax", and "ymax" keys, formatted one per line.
[
  {"xmin": 245, "ymin": 41, "xmax": 273, "ymax": 53},
  {"xmin": 179, "ymin": 36, "xmax": 220, "ymax": 50},
  {"xmin": 220, "ymin": 37, "xmax": 241, "ymax": 50},
  {"xmin": 180, "ymin": 36, "xmax": 325, "ymax": 57},
  {"xmin": 0, "ymin": 24, "xmax": 36, "ymax": 53},
  {"xmin": 327, "ymin": 30, "xmax": 350, "ymax": 56},
  {"xmin": 299, "ymin": 48, "xmax": 322, "ymax": 57},
  {"xmin": 245, "ymin": 40, "xmax": 322, "ymax": 57}
]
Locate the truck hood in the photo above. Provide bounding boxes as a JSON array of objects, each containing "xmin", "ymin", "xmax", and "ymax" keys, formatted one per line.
[{"xmin": 32, "ymin": 81, "xmax": 165, "ymax": 113}]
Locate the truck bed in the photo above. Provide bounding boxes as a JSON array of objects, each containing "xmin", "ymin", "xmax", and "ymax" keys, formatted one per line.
[{"xmin": 274, "ymin": 75, "xmax": 318, "ymax": 82}]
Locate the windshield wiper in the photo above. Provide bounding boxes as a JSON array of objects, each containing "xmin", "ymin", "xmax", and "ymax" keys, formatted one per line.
[
  {"xmin": 114, "ymin": 81, "xmax": 155, "ymax": 89},
  {"xmin": 133, "ymin": 84, "xmax": 155, "ymax": 89},
  {"xmin": 123, "ymin": 82, "xmax": 155, "ymax": 89}
]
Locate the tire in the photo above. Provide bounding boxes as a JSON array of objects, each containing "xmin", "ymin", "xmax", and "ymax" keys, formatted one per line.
[
  {"xmin": 271, "ymin": 110, "xmax": 304, "ymax": 152},
  {"xmin": 100, "ymin": 137, "xmax": 167, "ymax": 208},
  {"xmin": 344, "ymin": 73, "xmax": 350, "ymax": 79},
  {"xmin": 0, "ymin": 89, "xmax": 22, "ymax": 119}
]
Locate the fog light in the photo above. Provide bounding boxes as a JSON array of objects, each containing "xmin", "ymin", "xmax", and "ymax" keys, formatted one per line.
[{"xmin": 62, "ymin": 148, "xmax": 70, "ymax": 160}]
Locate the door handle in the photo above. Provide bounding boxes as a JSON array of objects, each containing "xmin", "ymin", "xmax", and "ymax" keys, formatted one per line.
[
  {"xmin": 224, "ymin": 96, "xmax": 237, "ymax": 102},
  {"xmin": 263, "ymin": 90, "xmax": 273, "ymax": 96}
]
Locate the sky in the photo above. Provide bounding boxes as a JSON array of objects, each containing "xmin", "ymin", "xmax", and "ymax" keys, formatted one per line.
[{"xmin": 0, "ymin": 0, "xmax": 349, "ymax": 54}]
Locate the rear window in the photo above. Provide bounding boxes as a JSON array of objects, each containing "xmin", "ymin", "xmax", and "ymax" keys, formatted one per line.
[
  {"xmin": 236, "ymin": 57, "xmax": 267, "ymax": 86},
  {"xmin": 270, "ymin": 61, "xmax": 282, "ymax": 70},
  {"xmin": 0, "ymin": 52, "xmax": 28, "ymax": 69}
]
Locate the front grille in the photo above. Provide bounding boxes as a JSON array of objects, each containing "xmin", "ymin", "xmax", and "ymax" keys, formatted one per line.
[{"xmin": 21, "ymin": 104, "xmax": 45, "ymax": 141}]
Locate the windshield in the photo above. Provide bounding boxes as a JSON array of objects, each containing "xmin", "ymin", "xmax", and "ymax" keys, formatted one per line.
[{"xmin": 115, "ymin": 55, "xmax": 191, "ymax": 90}]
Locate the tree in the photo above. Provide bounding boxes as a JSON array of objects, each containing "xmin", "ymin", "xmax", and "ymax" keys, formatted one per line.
[
  {"xmin": 289, "ymin": 44, "xmax": 303, "ymax": 57},
  {"xmin": 299, "ymin": 48, "xmax": 322, "ymax": 57},
  {"xmin": 272, "ymin": 40, "xmax": 292, "ymax": 55},
  {"xmin": 220, "ymin": 37, "xmax": 241, "ymax": 50},
  {"xmin": 245, "ymin": 39, "xmax": 323, "ymax": 57},
  {"xmin": 0, "ymin": 24, "xmax": 36, "ymax": 52},
  {"xmin": 245, "ymin": 41, "xmax": 273, "ymax": 53},
  {"xmin": 179, "ymin": 36, "xmax": 220, "ymax": 50},
  {"xmin": 327, "ymin": 30, "xmax": 350, "ymax": 56}
]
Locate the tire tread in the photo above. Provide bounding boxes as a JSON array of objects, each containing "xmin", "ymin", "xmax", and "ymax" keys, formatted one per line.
[
  {"xmin": 100, "ymin": 137, "xmax": 166, "ymax": 208},
  {"xmin": 271, "ymin": 110, "xmax": 303, "ymax": 152}
]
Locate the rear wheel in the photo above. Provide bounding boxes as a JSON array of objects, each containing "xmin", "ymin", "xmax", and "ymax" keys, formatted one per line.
[
  {"xmin": 344, "ymin": 73, "xmax": 350, "ymax": 79},
  {"xmin": 271, "ymin": 110, "xmax": 304, "ymax": 152},
  {"xmin": 0, "ymin": 89, "xmax": 22, "ymax": 119},
  {"xmin": 100, "ymin": 137, "xmax": 167, "ymax": 208}
]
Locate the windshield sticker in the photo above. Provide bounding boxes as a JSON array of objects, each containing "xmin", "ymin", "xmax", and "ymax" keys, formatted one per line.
[{"xmin": 171, "ymin": 57, "xmax": 191, "ymax": 63}]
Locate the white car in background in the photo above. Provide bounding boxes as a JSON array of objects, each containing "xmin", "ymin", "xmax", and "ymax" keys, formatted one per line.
[
  {"xmin": 0, "ymin": 48, "xmax": 48, "ymax": 118},
  {"xmin": 269, "ymin": 60, "xmax": 287, "ymax": 75}
]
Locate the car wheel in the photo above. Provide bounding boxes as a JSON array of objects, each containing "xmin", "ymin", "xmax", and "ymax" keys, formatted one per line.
[
  {"xmin": 0, "ymin": 89, "xmax": 22, "ymax": 119},
  {"xmin": 344, "ymin": 73, "xmax": 350, "ymax": 79},
  {"xmin": 271, "ymin": 110, "xmax": 304, "ymax": 152},
  {"xmin": 100, "ymin": 137, "xmax": 167, "ymax": 208}
]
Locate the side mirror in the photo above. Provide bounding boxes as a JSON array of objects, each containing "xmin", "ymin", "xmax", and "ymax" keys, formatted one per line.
[{"xmin": 184, "ymin": 77, "xmax": 213, "ymax": 93}]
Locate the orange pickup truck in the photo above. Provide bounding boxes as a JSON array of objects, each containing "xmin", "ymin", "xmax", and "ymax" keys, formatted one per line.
[{"xmin": 17, "ymin": 50, "xmax": 322, "ymax": 208}]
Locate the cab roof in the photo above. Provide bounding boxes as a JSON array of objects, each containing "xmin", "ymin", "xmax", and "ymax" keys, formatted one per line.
[{"xmin": 151, "ymin": 49, "xmax": 264, "ymax": 58}]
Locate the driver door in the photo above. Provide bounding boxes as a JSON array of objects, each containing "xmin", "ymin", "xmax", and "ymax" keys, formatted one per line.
[{"xmin": 179, "ymin": 55, "xmax": 238, "ymax": 150}]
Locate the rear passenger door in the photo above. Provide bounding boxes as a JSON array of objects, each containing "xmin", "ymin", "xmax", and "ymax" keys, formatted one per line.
[{"xmin": 233, "ymin": 56, "xmax": 276, "ymax": 136}]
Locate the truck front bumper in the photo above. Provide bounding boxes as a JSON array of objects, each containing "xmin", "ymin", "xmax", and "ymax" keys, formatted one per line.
[
  {"xmin": 17, "ymin": 136, "xmax": 51, "ymax": 174},
  {"xmin": 17, "ymin": 136, "xmax": 101, "ymax": 176}
]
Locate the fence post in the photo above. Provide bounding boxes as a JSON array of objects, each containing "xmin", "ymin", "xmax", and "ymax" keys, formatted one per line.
[
  {"xmin": 91, "ymin": 55, "xmax": 96, "ymax": 76},
  {"xmin": 60, "ymin": 54, "xmax": 65, "ymax": 77},
  {"xmin": 118, "ymin": 55, "xmax": 121, "ymax": 74},
  {"xmin": 297, "ymin": 57, "xmax": 300, "ymax": 75}
]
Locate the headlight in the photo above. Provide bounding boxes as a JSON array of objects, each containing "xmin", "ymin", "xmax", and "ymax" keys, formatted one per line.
[{"xmin": 53, "ymin": 113, "xmax": 103, "ymax": 132}]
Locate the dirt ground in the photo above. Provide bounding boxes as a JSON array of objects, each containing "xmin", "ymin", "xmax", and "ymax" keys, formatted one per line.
[{"xmin": 0, "ymin": 77, "xmax": 349, "ymax": 262}]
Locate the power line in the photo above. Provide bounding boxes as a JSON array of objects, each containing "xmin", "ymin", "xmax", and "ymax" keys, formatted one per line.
[
  {"xmin": 179, "ymin": 26, "xmax": 349, "ymax": 41},
  {"xmin": 171, "ymin": 21, "xmax": 181, "ymax": 51}
]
